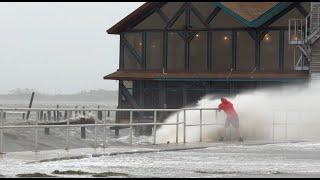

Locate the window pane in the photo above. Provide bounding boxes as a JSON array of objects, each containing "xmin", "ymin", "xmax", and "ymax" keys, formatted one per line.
[
  {"xmin": 123, "ymin": 47, "xmax": 141, "ymax": 70},
  {"xmin": 146, "ymin": 32, "xmax": 163, "ymax": 70},
  {"xmin": 190, "ymin": 32, "xmax": 207, "ymax": 71},
  {"xmin": 161, "ymin": 2, "xmax": 184, "ymax": 20},
  {"xmin": 212, "ymin": 31, "xmax": 232, "ymax": 71},
  {"xmin": 134, "ymin": 12, "xmax": 166, "ymax": 29},
  {"xmin": 192, "ymin": 2, "xmax": 214, "ymax": 20},
  {"xmin": 167, "ymin": 32, "xmax": 185, "ymax": 71},
  {"xmin": 284, "ymin": 30, "xmax": 302, "ymax": 71},
  {"xmin": 236, "ymin": 31, "xmax": 255, "ymax": 71},
  {"xmin": 260, "ymin": 31, "xmax": 280, "ymax": 71},
  {"xmin": 124, "ymin": 33, "xmax": 142, "ymax": 56}
]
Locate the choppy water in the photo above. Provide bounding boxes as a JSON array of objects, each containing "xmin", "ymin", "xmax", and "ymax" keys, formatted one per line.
[{"xmin": 2, "ymin": 142, "xmax": 320, "ymax": 178}]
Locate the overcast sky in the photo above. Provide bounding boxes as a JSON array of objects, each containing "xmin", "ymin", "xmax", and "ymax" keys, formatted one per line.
[{"xmin": 0, "ymin": 2, "xmax": 144, "ymax": 94}]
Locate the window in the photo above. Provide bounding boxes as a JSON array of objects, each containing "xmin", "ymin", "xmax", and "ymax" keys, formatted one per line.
[
  {"xmin": 167, "ymin": 32, "xmax": 185, "ymax": 71},
  {"xmin": 236, "ymin": 31, "xmax": 255, "ymax": 71},
  {"xmin": 190, "ymin": 32, "xmax": 207, "ymax": 71},
  {"xmin": 260, "ymin": 31, "xmax": 280, "ymax": 71},
  {"xmin": 212, "ymin": 31, "xmax": 232, "ymax": 71},
  {"xmin": 146, "ymin": 32, "xmax": 163, "ymax": 70},
  {"xmin": 123, "ymin": 33, "xmax": 143, "ymax": 70}
]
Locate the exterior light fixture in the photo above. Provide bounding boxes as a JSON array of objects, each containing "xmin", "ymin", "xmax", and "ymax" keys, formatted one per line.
[
  {"xmin": 195, "ymin": 34, "xmax": 200, "ymax": 38},
  {"xmin": 264, "ymin": 33, "xmax": 271, "ymax": 41},
  {"xmin": 223, "ymin": 36, "xmax": 229, "ymax": 40}
]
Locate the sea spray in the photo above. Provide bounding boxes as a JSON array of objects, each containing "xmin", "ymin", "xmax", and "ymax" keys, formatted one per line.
[{"xmin": 156, "ymin": 81, "xmax": 320, "ymax": 144}]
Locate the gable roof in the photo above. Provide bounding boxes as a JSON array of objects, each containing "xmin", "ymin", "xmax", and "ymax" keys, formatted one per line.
[
  {"xmin": 107, "ymin": 2, "xmax": 296, "ymax": 34},
  {"xmin": 216, "ymin": 2, "xmax": 294, "ymax": 27}
]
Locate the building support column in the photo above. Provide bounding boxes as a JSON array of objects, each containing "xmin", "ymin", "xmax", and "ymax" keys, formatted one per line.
[
  {"xmin": 232, "ymin": 31, "xmax": 237, "ymax": 70},
  {"xmin": 279, "ymin": 30, "xmax": 285, "ymax": 71},
  {"xmin": 255, "ymin": 30, "xmax": 261, "ymax": 70}
]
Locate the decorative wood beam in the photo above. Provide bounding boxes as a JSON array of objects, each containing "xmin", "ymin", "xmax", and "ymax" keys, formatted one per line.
[
  {"xmin": 206, "ymin": 7, "xmax": 221, "ymax": 24},
  {"xmin": 296, "ymin": 3, "xmax": 309, "ymax": 17},
  {"xmin": 258, "ymin": 2, "xmax": 299, "ymax": 29},
  {"xmin": 166, "ymin": 3, "xmax": 187, "ymax": 28},
  {"xmin": 121, "ymin": 36, "xmax": 144, "ymax": 67},
  {"xmin": 156, "ymin": 8, "xmax": 169, "ymax": 23},
  {"xmin": 188, "ymin": 2, "xmax": 210, "ymax": 29}
]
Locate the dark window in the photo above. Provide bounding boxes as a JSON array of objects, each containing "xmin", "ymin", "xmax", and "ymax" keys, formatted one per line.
[
  {"xmin": 167, "ymin": 32, "xmax": 185, "ymax": 71},
  {"xmin": 284, "ymin": 30, "xmax": 302, "ymax": 71},
  {"xmin": 146, "ymin": 32, "xmax": 163, "ymax": 70},
  {"xmin": 260, "ymin": 31, "xmax": 280, "ymax": 71},
  {"xmin": 190, "ymin": 32, "xmax": 207, "ymax": 71},
  {"xmin": 124, "ymin": 33, "xmax": 142, "ymax": 56},
  {"xmin": 123, "ymin": 47, "xmax": 141, "ymax": 70},
  {"xmin": 212, "ymin": 31, "xmax": 232, "ymax": 71},
  {"xmin": 236, "ymin": 31, "xmax": 255, "ymax": 71}
]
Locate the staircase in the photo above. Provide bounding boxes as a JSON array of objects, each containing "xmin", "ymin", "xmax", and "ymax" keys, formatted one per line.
[{"xmin": 288, "ymin": 2, "xmax": 320, "ymax": 79}]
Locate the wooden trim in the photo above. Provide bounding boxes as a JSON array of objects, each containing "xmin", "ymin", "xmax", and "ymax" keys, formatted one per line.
[
  {"xmin": 296, "ymin": 3, "xmax": 309, "ymax": 17},
  {"xmin": 166, "ymin": 4, "xmax": 186, "ymax": 28},
  {"xmin": 232, "ymin": 31, "xmax": 237, "ymax": 70},
  {"xmin": 189, "ymin": 2, "xmax": 210, "ymax": 29},
  {"xmin": 206, "ymin": 7, "xmax": 221, "ymax": 24},
  {"xmin": 279, "ymin": 30, "xmax": 284, "ymax": 71},
  {"xmin": 122, "ymin": 38, "xmax": 143, "ymax": 68},
  {"xmin": 207, "ymin": 31, "xmax": 212, "ymax": 71}
]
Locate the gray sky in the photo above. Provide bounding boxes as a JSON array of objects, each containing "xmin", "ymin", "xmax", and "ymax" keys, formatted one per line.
[{"xmin": 0, "ymin": 2, "xmax": 144, "ymax": 94}]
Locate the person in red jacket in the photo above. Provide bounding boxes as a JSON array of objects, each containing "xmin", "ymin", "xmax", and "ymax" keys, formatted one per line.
[{"xmin": 218, "ymin": 97, "xmax": 243, "ymax": 142}]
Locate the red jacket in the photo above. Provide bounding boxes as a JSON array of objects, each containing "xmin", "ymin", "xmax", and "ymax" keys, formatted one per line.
[{"xmin": 218, "ymin": 99, "xmax": 238, "ymax": 119}]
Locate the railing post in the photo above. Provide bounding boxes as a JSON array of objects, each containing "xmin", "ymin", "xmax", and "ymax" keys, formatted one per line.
[
  {"xmin": 272, "ymin": 112, "xmax": 275, "ymax": 143},
  {"xmin": 183, "ymin": 109, "xmax": 186, "ymax": 144},
  {"xmin": 129, "ymin": 111, "xmax": 133, "ymax": 145},
  {"xmin": 66, "ymin": 118, "xmax": 70, "ymax": 150},
  {"xmin": 215, "ymin": 110, "xmax": 218, "ymax": 125},
  {"xmin": 176, "ymin": 112, "xmax": 179, "ymax": 144},
  {"xmin": 34, "ymin": 111, "xmax": 39, "ymax": 152},
  {"xmin": 285, "ymin": 111, "xmax": 287, "ymax": 141},
  {"xmin": 94, "ymin": 110, "xmax": 97, "ymax": 149},
  {"xmin": 103, "ymin": 110, "xmax": 109, "ymax": 148},
  {"xmin": 0, "ymin": 110, "xmax": 4, "ymax": 154},
  {"xmin": 153, "ymin": 111, "xmax": 157, "ymax": 145},
  {"xmin": 200, "ymin": 109, "xmax": 202, "ymax": 142}
]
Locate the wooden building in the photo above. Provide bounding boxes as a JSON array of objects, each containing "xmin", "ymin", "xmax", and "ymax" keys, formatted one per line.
[{"xmin": 104, "ymin": 2, "xmax": 313, "ymax": 134}]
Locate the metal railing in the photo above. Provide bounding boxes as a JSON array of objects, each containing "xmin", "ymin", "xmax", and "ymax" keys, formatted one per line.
[
  {"xmin": 0, "ymin": 107, "xmax": 311, "ymax": 154},
  {"xmin": 0, "ymin": 107, "xmax": 221, "ymax": 153}
]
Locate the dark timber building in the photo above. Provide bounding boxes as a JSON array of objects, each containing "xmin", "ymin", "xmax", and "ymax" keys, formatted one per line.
[{"xmin": 104, "ymin": 2, "xmax": 316, "ymax": 134}]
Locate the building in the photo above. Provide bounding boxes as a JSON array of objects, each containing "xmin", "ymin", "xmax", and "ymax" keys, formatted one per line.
[{"xmin": 104, "ymin": 2, "xmax": 316, "ymax": 134}]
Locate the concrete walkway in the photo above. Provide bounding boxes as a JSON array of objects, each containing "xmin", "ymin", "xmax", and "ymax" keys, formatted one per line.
[{"xmin": 0, "ymin": 140, "xmax": 304, "ymax": 164}]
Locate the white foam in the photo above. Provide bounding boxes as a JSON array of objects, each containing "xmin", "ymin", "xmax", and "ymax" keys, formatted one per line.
[{"xmin": 156, "ymin": 81, "xmax": 320, "ymax": 144}]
